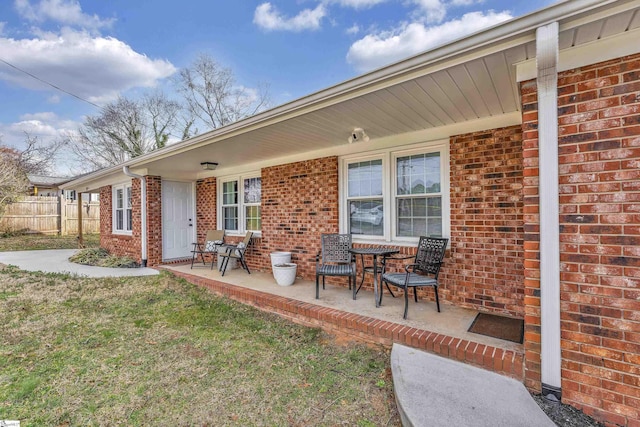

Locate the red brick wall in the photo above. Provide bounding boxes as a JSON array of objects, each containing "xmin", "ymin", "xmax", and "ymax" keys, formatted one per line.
[
  {"xmin": 446, "ymin": 126, "xmax": 525, "ymax": 318},
  {"xmin": 523, "ymin": 54, "xmax": 640, "ymax": 426},
  {"xmin": 146, "ymin": 176, "xmax": 162, "ymax": 266},
  {"xmin": 99, "ymin": 181, "xmax": 141, "ymax": 263},
  {"xmin": 99, "ymin": 176, "xmax": 162, "ymax": 266},
  {"xmin": 195, "ymin": 177, "xmax": 217, "ymax": 263},
  {"xmin": 194, "ymin": 158, "xmax": 339, "ymax": 279},
  {"xmin": 260, "ymin": 157, "xmax": 340, "ymax": 280}
]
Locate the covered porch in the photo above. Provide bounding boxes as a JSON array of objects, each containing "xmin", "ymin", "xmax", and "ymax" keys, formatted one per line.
[{"xmin": 161, "ymin": 262, "xmax": 525, "ymax": 381}]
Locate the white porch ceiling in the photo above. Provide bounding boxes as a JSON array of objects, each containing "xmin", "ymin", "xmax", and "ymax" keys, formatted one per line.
[{"xmin": 65, "ymin": 0, "xmax": 640, "ymax": 191}]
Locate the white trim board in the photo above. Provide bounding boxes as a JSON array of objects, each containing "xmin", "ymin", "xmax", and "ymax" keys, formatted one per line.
[{"xmin": 516, "ymin": 27, "xmax": 640, "ymax": 82}]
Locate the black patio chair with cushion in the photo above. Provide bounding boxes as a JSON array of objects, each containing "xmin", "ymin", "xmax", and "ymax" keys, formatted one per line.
[
  {"xmin": 219, "ymin": 231, "xmax": 253, "ymax": 276},
  {"xmin": 315, "ymin": 233, "xmax": 357, "ymax": 300},
  {"xmin": 380, "ymin": 236, "xmax": 448, "ymax": 319},
  {"xmin": 191, "ymin": 230, "xmax": 225, "ymax": 269}
]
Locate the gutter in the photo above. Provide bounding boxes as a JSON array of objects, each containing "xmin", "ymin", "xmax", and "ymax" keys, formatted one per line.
[{"xmin": 123, "ymin": 166, "xmax": 147, "ymax": 267}]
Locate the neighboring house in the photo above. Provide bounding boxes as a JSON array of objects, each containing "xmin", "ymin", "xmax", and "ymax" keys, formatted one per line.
[
  {"xmin": 27, "ymin": 174, "xmax": 69, "ymax": 197},
  {"xmin": 62, "ymin": 1, "xmax": 640, "ymax": 425},
  {"xmin": 27, "ymin": 174, "xmax": 99, "ymax": 201}
]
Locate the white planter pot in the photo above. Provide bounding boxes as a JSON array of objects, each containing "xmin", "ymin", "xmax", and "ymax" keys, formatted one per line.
[
  {"xmin": 273, "ymin": 263, "xmax": 297, "ymax": 286},
  {"xmin": 270, "ymin": 251, "xmax": 291, "ymax": 268}
]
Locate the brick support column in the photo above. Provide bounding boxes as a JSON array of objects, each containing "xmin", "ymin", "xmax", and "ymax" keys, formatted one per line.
[{"xmin": 523, "ymin": 53, "xmax": 640, "ymax": 426}]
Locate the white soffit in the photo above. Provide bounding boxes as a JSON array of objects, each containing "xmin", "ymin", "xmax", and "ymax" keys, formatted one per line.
[
  {"xmin": 517, "ymin": 7, "xmax": 640, "ymax": 82},
  {"xmin": 64, "ymin": 0, "xmax": 640, "ymax": 191}
]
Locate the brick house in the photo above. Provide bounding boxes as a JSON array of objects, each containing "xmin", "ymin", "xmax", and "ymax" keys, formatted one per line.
[{"xmin": 63, "ymin": 1, "xmax": 640, "ymax": 425}]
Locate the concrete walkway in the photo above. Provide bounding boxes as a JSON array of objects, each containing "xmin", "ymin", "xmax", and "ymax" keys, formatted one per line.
[
  {"xmin": 392, "ymin": 344, "xmax": 554, "ymax": 427},
  {"xmin": 0, "ymin": 249, "xmax": 159, "ymax": 277}
]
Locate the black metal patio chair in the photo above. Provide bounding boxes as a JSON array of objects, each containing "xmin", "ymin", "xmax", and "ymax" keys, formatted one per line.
[
  {"xmin": 219, "ymin": 231, "xmax": 253, "ymax": 276},
  {"xmin": 191, "ymin": 230, "xmax": 225, "ymax": 269},
  {"xmin": 380, "ymin": 236, "xmax": 448, "ymax": 319},
  {"xmin": 315, "ymin": 233, "xmax": 356, "ymax": 300}
]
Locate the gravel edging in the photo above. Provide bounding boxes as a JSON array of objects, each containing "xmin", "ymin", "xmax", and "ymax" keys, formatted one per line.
[{"xmin": 533, "ymin": 394, "xmax": 604, "ymax": 427}]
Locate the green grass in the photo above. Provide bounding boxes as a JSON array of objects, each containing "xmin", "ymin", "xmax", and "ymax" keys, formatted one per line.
[
  {"xmin": 0, "ymin": 268, "xmax": 399, "ymax": 426},
  {"xmin": 0, "ymin": 233, "xmax": 100, "ymax": 251}
]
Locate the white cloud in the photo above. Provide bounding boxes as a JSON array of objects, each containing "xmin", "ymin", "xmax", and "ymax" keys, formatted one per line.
[
  {"xmin": 327, "ymin": 0, "xmax": 388, "ymax": 9},
  {"xmin": 254, "ymin": 3, "xmax": 327, "ymax": 32},
  {"xmin": 0, "ymin": 112, "xmax": 81, "ymax": 174},
  {"xmin": 0, "ymin": 28, "xmax": 177, "ymax": 105},
  {"xmin": 450, "ymin": 0, "xmax": 484, "ymax": 6},
  {"xmin": 0, "ymin": 22, "xmax": 5, "ymax": 35},
  {"xmin": 346, "ymin": 24, "xmax": 360, "ymax": 35},
  {"xmin": 346, "ymin": 10, "xmax": 513, "ymax": 72},
  {"xmin": 14, "ymin": 0, "xmax": 114, "ymax": 31},
  {"xmin": 409, "ymin": 0, "xmax": 447, "ymax": 23}
]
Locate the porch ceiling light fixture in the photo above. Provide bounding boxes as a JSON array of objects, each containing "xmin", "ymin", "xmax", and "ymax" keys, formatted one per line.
[
  {"xmin": 200, "ymin": 161, "xmax": 218, "ymax": 170},
  {"xmin": 348, "ymin": 128, "xmax": 369, "ymax": 144}
]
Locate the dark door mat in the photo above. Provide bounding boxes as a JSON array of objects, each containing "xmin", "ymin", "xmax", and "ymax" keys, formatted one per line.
[{"xmin": 468, "ymin": 313, "xmax": 524, "ymax": 344}]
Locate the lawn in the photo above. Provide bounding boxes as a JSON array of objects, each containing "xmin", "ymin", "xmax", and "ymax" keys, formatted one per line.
[
  {"xmin": 0, "ymin": 267, "xmax": 399, "ymax": 426},
  {"xmin": 0, "ymin": 233, "xmax": 100, "ymax": 251}
]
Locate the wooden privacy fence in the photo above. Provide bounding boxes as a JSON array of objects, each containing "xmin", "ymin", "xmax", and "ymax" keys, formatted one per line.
[{"xmin": 0, "ymin": 196, "xmax": 100, "ymax": 235}]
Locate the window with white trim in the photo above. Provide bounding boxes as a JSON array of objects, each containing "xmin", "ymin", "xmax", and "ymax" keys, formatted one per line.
[
  {"xmin": 112, "ymin": 182, "xmax": 132, "ymax": 234},
  {"xmin": 219, "ymin": 174, "xmax": 261, "ymax": 234},
  {"xmin": 341, "ymin": 142, "xmax": 449, "ymax": 243}
]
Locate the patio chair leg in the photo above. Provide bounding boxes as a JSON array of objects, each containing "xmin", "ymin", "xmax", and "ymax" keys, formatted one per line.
[
  {"xmin": 434, "ymin": 286, "xmax": 440, "ymax": 312},
  {"xmin": 322, "ymin": 276, "xmax": 325, "ymax": 290},
  {"xmin": 414, "ymin": 287, "xmax": 418, "ymax": 302},
  {"xmin": 385, "ymin": 283, "xmax": 396, "ymax": 298},
  {"xmin": 352, "ymin": 276, "xmax": 357, "ymax": 300},
  {"xmin": 221, "ymin": 256, "xmax": 229, "ymax": 276},
  {"xmin": 379, "ymin": 282, "xmax": 384, "ymax": 305},
  {"xmin": 242, "ymin": 258, "xmax": 251, "ymax": 274},
  {"xmin": 191, "ymin": 252, "xmax": 196, "ymax": 269},
  {"xmin": 403, "ymin": 287, "xmax": 409, "ymax": 320},
  {"xmin": 315, "ymin": 275, "xmax": 319, "ymax": 299}
]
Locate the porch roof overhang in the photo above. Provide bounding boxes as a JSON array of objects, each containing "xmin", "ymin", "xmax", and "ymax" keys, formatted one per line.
[{"xmin": 62, "ymin": 0, "xmax": 640, "ymax": 193}]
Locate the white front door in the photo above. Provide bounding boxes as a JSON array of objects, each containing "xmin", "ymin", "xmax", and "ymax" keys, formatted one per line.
[{"xmin": 162, "ymin": 180, "xmax": 194, "ymax": 260}]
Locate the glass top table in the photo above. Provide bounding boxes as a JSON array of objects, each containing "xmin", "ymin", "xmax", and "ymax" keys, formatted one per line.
[{"xmin": 349, "ymin": 247, "xmax": 399, "ymax": 307}]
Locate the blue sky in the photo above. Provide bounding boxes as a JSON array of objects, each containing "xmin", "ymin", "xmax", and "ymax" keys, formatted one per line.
[{"xmin": 0, "ymin": 0, "xmax": 555, "ymax": 175}]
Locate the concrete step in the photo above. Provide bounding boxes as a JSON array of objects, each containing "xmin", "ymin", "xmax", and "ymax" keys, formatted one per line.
[{"xmin": 391, "ymin": 344, "xmax": 555, "ymax": 427}]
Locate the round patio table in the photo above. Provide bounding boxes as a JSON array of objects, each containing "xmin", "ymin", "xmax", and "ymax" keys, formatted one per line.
[{"xmin": 349, "ymin": 247, "xmax": 399, "ymax": 307}]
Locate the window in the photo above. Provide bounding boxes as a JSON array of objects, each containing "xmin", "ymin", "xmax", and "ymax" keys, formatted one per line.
[
  {"xmin": 347, "ymin": 159, "xmax": 384, "ymax": 236},
  {"xmin": 219, "ymin": 174, "xmax": 261, "ymax": 234},
  {"xmin": 341, "ymin": 142, "xmax": 449, "ymax": 243},
  {"xmin": 113, "ymin": 183, "xmax": 132, "ymax": 234},
  {"xmin": 395, "ymin": 152, "xmax": 442, "ymax": 238}
]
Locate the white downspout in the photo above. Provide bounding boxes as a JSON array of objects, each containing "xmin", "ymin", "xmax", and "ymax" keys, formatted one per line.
[
  {"xmin": 123, "ymin": 166, "xmax": 147, "ymax": 267},
  {"xmin": 536, "ymin": 22, "xmax": 561, "ymax": 400}
]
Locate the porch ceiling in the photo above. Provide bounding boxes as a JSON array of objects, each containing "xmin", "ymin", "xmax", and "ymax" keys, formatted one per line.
[
  {"xmin": 147, "ymin": 45, "xmax": 534, "ymax": 179},
  {"xmin": 63, "ymin": 0, "xmax": 640, "ymax": 190},
  {"xmin": 141, "ymin": 3, "xmax": 640, "ymax": 180}
]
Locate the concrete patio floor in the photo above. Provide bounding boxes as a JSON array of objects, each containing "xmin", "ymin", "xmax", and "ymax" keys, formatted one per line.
[{"xmin": 163, "ymin": 263, "xmax": 522, "ymax": 354}]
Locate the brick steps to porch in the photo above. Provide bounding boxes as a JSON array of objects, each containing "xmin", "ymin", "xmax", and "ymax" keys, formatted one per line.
[{"xmin": 162, "ymin": 267, "xmax": 525, "ymax": 381}]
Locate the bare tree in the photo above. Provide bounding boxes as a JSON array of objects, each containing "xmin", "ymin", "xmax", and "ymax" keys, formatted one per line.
[
  {"xmin": 0, "ymin": 145, "xmax": 28, "ymax": 211},
  {"xmin": 0, "ymin": 134, "xmax": 61, "ymax": 215},
  {"xmin": 66, "ymin": 93, "xmax": 183, "ymax": 171},
  {"xmin": 142, "ymin": 91, "xmax": 182, "ymax": 149},
  {"xmin": 175, "ymin": 54, "xmax": 271, "ymax": 131}
]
